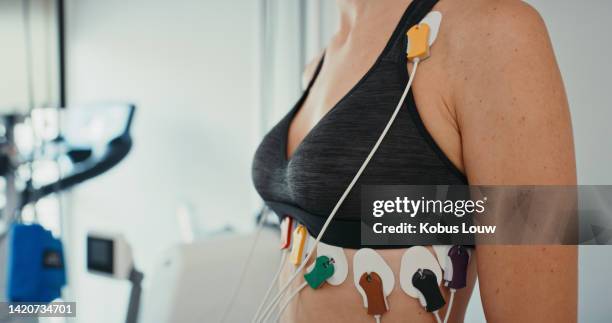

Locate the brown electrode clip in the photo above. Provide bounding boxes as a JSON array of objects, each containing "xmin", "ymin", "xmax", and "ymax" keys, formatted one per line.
[{"xmin": 359, "ymin": 272, "xmax": 388, "ymax": 316}]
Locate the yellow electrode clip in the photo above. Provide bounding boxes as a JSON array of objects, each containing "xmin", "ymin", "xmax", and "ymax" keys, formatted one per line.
[
  {"xmin": 290, "ymin": 224, "xmax": 308, "ymax": 265},
  {"xmin": 406, "ymin": 23, "xmax": 431, "ymax": 61}
]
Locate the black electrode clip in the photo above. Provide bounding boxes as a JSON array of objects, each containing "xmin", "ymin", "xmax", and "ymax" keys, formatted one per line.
[{"xmin": 412, "ymin": 269, "xmax": 446, "ymax": 312}]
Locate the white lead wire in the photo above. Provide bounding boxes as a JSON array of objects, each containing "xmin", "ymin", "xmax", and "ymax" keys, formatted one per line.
[
  {"xmin": 256, "ymin": 60, "xmax": 421, "ymax": 323},
  {"xmin": 252, "ymin": 250, "xmax": 289, "ymax": 322},
  {"xmin": 434, "ymin": 311, "xmax": 443, "ymax": 323},
  {"xmin": 443, "ymin": 289, "xmax": 456, "ymax": 323},
  {"xmin": 269, "ymin": 281, "xmax": 308, "ymax": 323},
  {"xmin": 220, "ymin": 207, "xmax": 269, "ymax": 323}
]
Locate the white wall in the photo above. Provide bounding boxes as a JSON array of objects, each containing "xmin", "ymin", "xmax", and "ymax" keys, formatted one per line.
[
  {"xmin": 64, "ymin": 0, "xmax": 261, "ymax": 322},
  {"xmin": 260, "ymin": 0, "xmax": 304, "ymax": 129},
  {"xmin": 0, "ymin": 0, "xmax": 60, "ymax": 112}
]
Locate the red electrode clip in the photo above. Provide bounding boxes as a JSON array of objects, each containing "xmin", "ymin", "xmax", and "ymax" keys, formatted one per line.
[{"xmin": 280, "ymin": 217, "xmax": 293, "ymax": 250}]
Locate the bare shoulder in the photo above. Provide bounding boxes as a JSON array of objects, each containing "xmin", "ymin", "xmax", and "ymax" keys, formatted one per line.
[
  {"xmin": 434, "ymin": 0, "xmax": 560, "ymax": 111},
  {"xmin": 301, "ymin": 52, "xmax": 324, "ymax": 90},
  {"xmin": 438, "ymin": 0, "xmax": 547, "ymax": 44},
  {"xmin": 433, "ymin": 0, "xmax": 574, "ymax": 185},
  {"xmin": 436, "ymin": 0, "xmax": 551, "ymax": 65}
]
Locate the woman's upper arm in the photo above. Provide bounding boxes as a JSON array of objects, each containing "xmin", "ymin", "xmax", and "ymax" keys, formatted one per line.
[
  {"xmin": 453, "ymin": 1, "xmax": 575, "ymax": 185},
  {"xmin": 449, "ymin": 2, "xmax": 577, "ymax": 322}
]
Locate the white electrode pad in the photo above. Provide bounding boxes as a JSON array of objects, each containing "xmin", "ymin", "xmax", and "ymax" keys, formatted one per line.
[
  {"xmin": 421, "ymin": 11, "xmax": 442, "ymax": 46},
  {"xmin": 400, "ymin": 246, "xmax": 443, "ymax": 307},
  {"xmin": 315, "ymin": 241, "xmax": 348, "ymax": 286},
  {"xmin": 353, "ymin": 248, "xmax": 395, "ymax": 308},
  {"xmin": 433, "ymin": 245, "xmax": 453, "ymax": 282}
]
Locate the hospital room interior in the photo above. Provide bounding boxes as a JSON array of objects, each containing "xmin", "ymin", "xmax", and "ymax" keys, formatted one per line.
[{"xmin": 1, "ymin": 0, "xmax": 612, "ymax": 322}]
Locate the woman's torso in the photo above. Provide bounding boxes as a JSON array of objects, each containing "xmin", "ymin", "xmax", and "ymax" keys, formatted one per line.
[{"xmin": 253, "ymin": 0, "xmax": 477, "ymax": 321}]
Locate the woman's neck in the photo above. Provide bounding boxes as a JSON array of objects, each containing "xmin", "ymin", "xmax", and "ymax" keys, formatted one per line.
[{"xmin": 334, "ymin": 0, "xmax": 412, "ymax": 42}]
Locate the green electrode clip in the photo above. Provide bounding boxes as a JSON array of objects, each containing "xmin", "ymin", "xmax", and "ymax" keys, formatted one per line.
[{"xmin": 304, "ymin": 256, "xmax": 335, "ymax": 289}]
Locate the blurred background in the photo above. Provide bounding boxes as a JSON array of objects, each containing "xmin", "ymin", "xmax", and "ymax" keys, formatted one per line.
[{"xmin": 0, "ymin": 0, "xmax": 611, "ymax": 322}]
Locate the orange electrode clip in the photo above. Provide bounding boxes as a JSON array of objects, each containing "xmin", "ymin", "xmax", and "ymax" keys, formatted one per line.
[
  {"xmin": 406, "ymin": 23, "xmax": 431, "ymax": 61},
  {"xmin": 290, "ymin": 224, "xmax": 308, "ymax": 265},
  {"xmin": 279, "ymin": 217, "xmax": 293, "ymax": 250}
]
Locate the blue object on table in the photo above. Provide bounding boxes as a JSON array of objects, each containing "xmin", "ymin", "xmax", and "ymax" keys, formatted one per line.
[{"xmin": 7, "ymin": 223, "xmax": 66, "ymax": 302}]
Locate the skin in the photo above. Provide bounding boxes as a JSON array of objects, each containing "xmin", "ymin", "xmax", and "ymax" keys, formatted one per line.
[{"xmin": 281, "ymin": 0, "xmax": 577, "ymax": 322}]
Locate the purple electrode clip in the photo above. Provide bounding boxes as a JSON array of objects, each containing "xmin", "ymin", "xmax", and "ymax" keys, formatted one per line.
[{"xmin": 447, "ymin": 246, "xmax": 470, "ymax": 289}]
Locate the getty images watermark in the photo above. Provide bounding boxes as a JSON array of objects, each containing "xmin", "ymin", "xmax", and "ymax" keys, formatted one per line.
[
  {"xmin": 371, "ymin": 195, "xmax": 493, "ymax": 235},
  {"xmin": 361, "ymin": 185, "xmax": 612, "ymax": 247}
]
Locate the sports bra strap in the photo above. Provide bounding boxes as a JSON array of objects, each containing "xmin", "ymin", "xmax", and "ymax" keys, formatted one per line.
[
  {"xmin": 304, "ymin": 54, "xmax": 325, "ymax": 92},
  {"xmin": 383, "ymin": 0, "xmax": 440, "ymax": 65}
]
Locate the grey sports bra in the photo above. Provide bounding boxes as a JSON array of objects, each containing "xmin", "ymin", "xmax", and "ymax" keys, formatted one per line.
[{"xmin": 251, "ymin": 0, "xmax": 466, "ymax": 249}]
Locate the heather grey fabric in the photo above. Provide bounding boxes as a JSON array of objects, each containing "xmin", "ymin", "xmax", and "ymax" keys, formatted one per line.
[{"xmin": 252, "ymin": 0, "xmax": 465, "ymax": 248}]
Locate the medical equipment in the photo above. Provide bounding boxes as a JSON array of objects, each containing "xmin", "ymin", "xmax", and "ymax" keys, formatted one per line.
[
  {"xmin": 251, "ymin": 215, "xmax": 292, "ymax": 322},
  {"xmin": 274, "ymin": 234, "xmax": 348, "ymax": 322},
  {"xmin": 258, "ymin": 228, "xmax": 318, "ymax": 323},
  {"xmin": 407, "ymin": 11, "xmax": 442, "ymax": 61},
  {"xmin": 250, "ymin": 217, "xmax": 296, "ymax": 321},
  {"xmin": 353, "ymin": 248, "xmax": 395, "ymax": 323},
  {"xmin": 446, "ymin": 245, "xmax": 470, "ymax": 289},
  {"xmin": 7, "ymin": 223, "xmax": 66, "ymax": 302},
  {"xmin": 271, "ymin": 281, "xmax": 307, "ymax": 323},
  {"xmin": 1, "ymin": 4, "xmax": 138, "ymax": 322},
  {"xmin": 359, "ymin": 273, "xmax": 387, "ymax": 323},
  {"xmin": 304, "ymin": 256, "xmax": 335, "ymax": 289},
  {"xmin": 218, "ymin": 207, "xmax": 271, "ymax": 323},
  {"xmin": 267, "ymin": 255, "xmax": 336, "ymax": 322},
  {"xmin": 86, "ymin": 232, "xmax": 143, "ymax": 323},
  {"xmin": 87, "ymin": 232, "xmax": 134, "ymax": 279},
  {"xmin": 433, "ymin": 245, "xmax": 453, "ymax": 282},
  {"xmin": 410, "ymin": 244, "xmax": 471, "ymax": 323},
  {"xmin": 435, "ymin": 245, "xmax": 471, "ymax": 323},
  {"xmin": 413, "ymin": 269, "xmax": 446, "ymax": 322},
  {"xmin": 267, "ymin": 252, "xmax": 339, "ymax": 322},
  {"xmin": 253, "ymin": 229, "xmax": 349, "ymax": 322},
  {"xmin": 289, "ymin": 224, "xmax": 308, "ymax": 265},
  {"xmin": 316, "ymin": 241, "xmax": 348, "ymax": 286},
  {"xmin": 407, "ymin": 22, "xmax": 431, "ymax": 60},
  {"xmin": 400, "ymin": 246, "xmax": 446, "ymax": 322},
  {"xmin": 10, "ymin": 104, "xmax": 135, "ymax": 214},
  {"xmin": 0, "ymin": 104, "xmax": 134, "ymax": 218},
  {"xmin": 0, "ymin": 104, "xmax": 136, "ymax": 323},
  {"xmin": 252, "ymin": 249, "xmax": 288, "ymax": 321},
  {"xmin": 256, "ymin": 230, "xmax": 348, "ymax": 322},
  {"xmin": 279, "ymin": 217, "xmax": 293, "ymax": 249}
]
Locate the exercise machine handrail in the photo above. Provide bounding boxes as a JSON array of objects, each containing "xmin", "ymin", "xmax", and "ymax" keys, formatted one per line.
[{"xmin": 20, "ymin": 105, "xmax": 136, "ymax": 208}]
